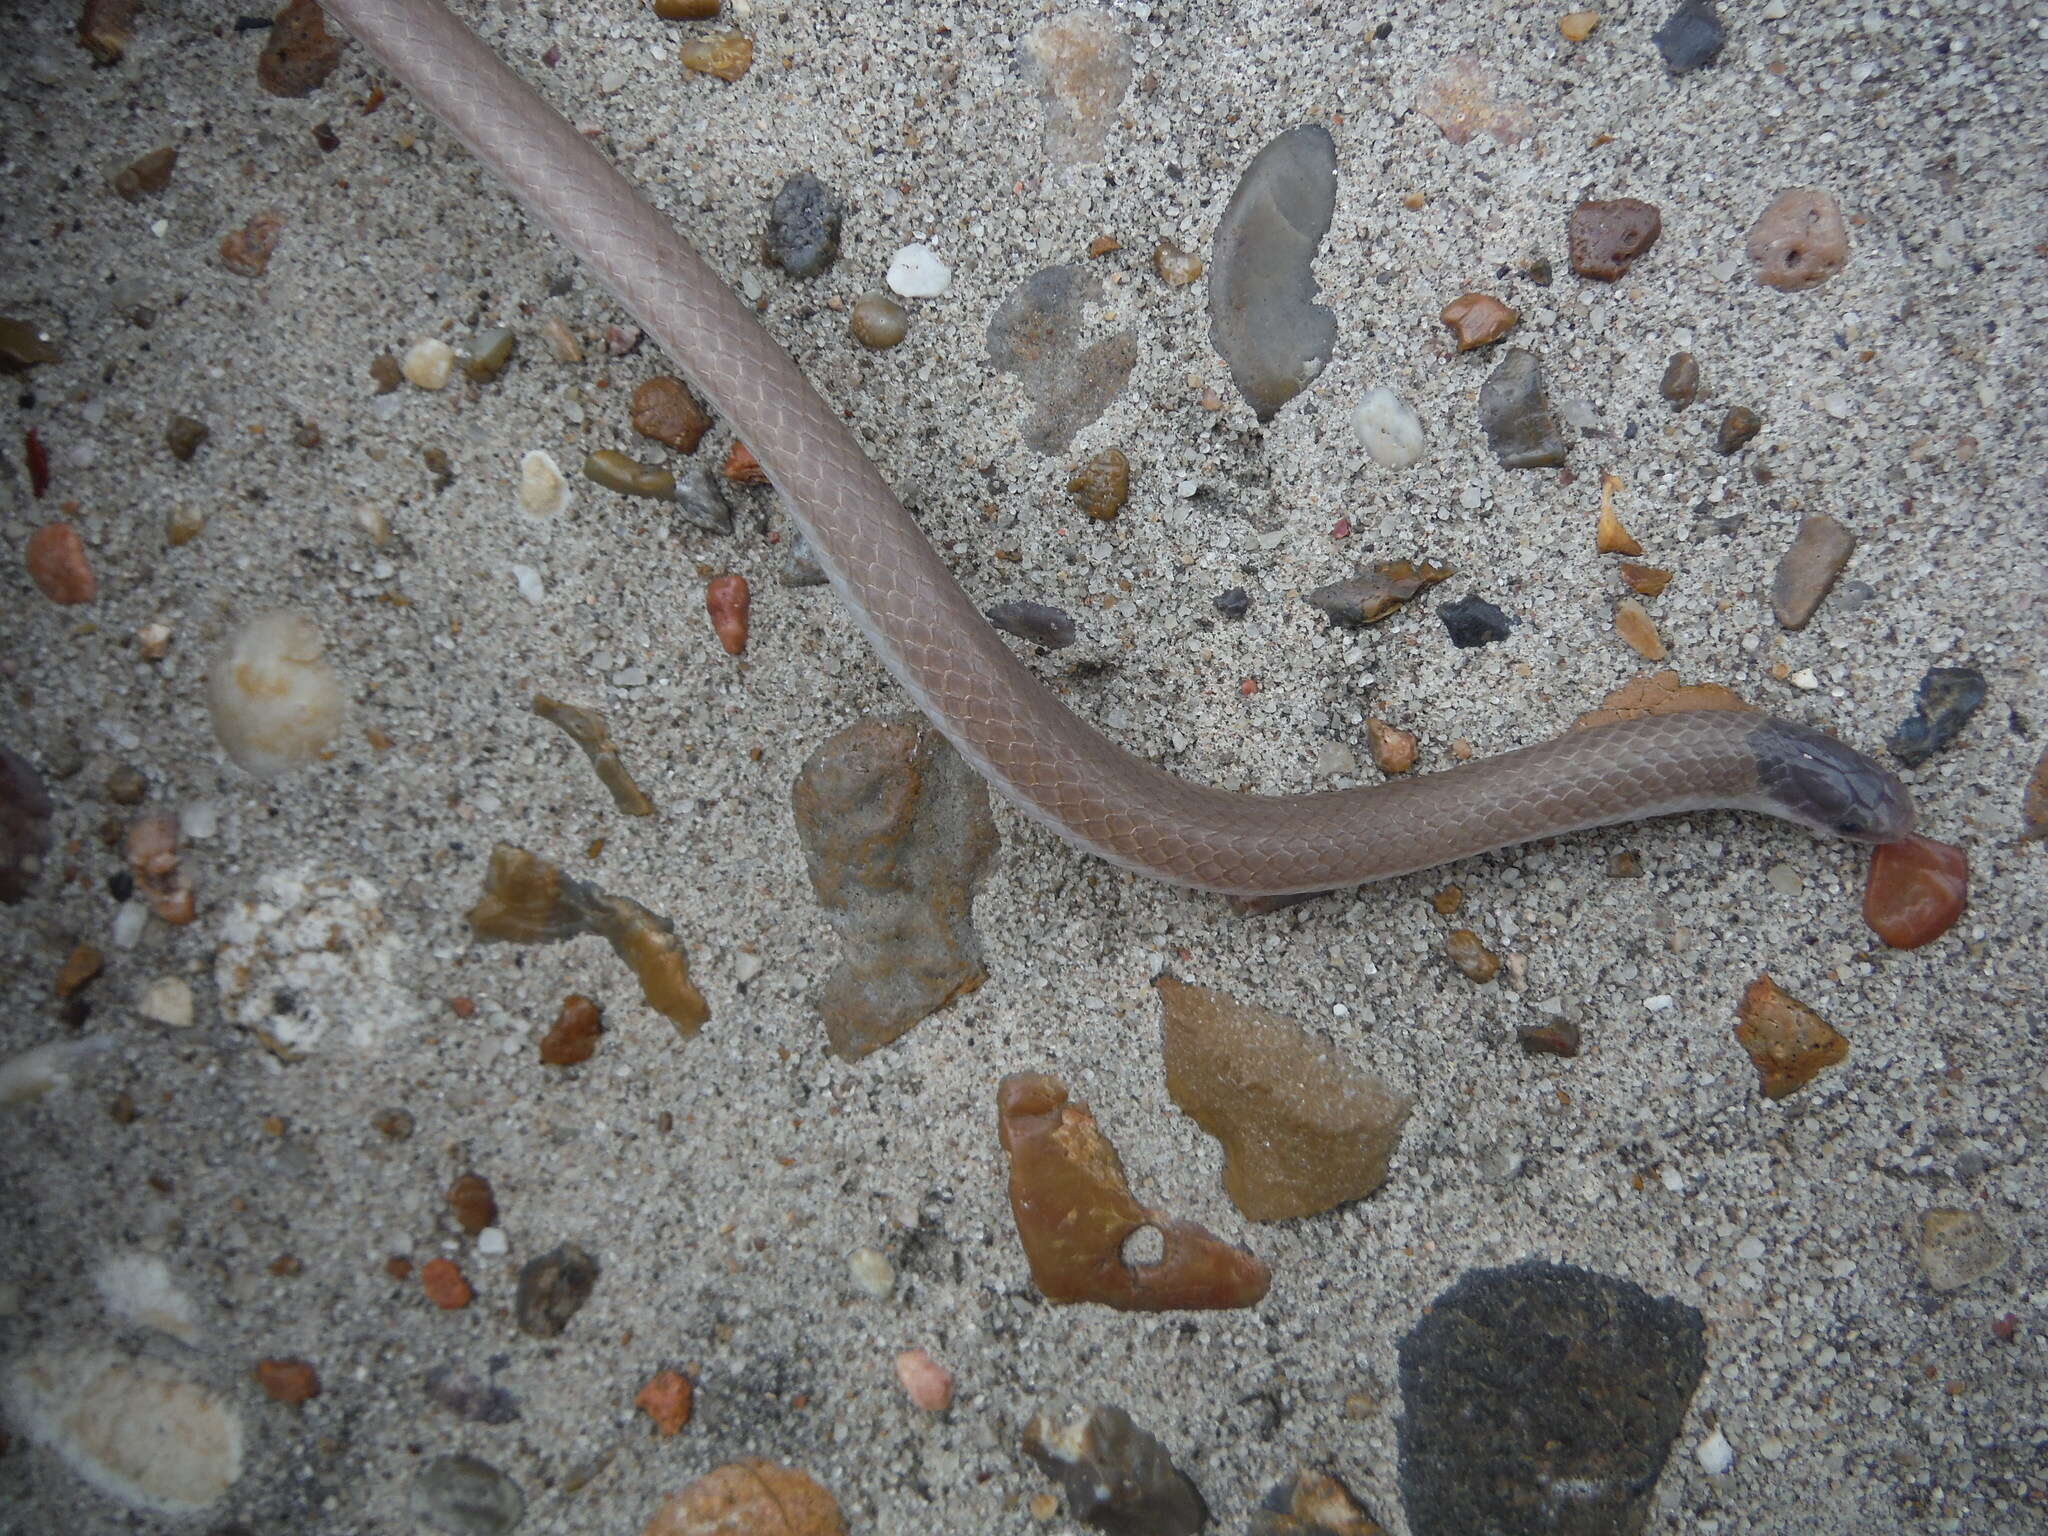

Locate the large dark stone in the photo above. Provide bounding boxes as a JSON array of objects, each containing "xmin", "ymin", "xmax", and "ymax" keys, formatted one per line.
[{"xmin": 1398, "ymin": 1261, "xmax": 1706, "ymax": 1536}]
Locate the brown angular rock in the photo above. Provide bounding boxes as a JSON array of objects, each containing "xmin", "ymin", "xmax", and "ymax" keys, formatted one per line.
[
  {"xmin": 1864, "ymin": 834, "xmax": 1967, "ymax": 950},
  {"xmin": 1415, "ymin": 54, "xmax": 1533, "ymax": 146},
  {"xmin": 999, "ymin": 1072, "xmax": 1269, "ymax": 1309},
  {"xmin": 54, "ymin": 945, "xmax": 103, "ymax": 998},
  {"xmin": 792, "ymin": 716, "xmax": 997, "ymax": 1059},
  {"xmin": 1366, "ymin": 718, "xmax": 1417, "ymax": 775},
  {"xmin": 1067, "ymin": 447, "xmax": 1130, "ymax": 520},
  {"xmin": 1770, "ymin": 514, "xmax": 1855, "ymax": 630},
  {"xmin": 166, "ymin": 414, "xmax": 209, "ymax": 462},
  {"xmin": 0, "ymin": 318, "xmax": 62, "ymax": 373},
  {"xmin": 1734, "ymin": 974, "xmax": 1848, "ymax": 1099},
  {"xmin": 467, "ymin": 844, "xmax": 709, "ymax": 1034},
  {"xmin": 110, "ymin": 146, "xmax": 176, "ymax": 201},
  {"xmin": 1023, "ymin": 1405, "xmax": 1207, "ymax": 1536},
  {"xmin": 634, "ymin": 1369, "xmax": 693, "ymax": 1436},
  {"xmin": 447, "ymin": 1173, "xmax": 497, "ymax": 1236},
  {"xmin": 641, "ymin": 1460, "xmax": 845, "ymax": 1536},
  {"xmin": 1716, "ymin": 406, "xmax": 1762, "ymax": 455},
  {"xmin": 1567, "ymin": 198, "xmax": 1662, "ymax": 281},
  {"xmin": 1614, "ymin": 599, "xmax": 1665, "ymax": 660},
  {"xmin": 258, "ymin": 0, "xmax": 345, "ymax": 97},
  {"xmin": 539, "ymin": 994, "xmax": 603, "ymax": 1066},
  {"xmin": 1152, "ymin": 239, "xmax": 1203, "ymax": 287},
  {"xmin": 1573, "ymin": 669, "xmax": 1752, "ymax": 730},
  {"xmin": 253, "ymin": 1357, "xmax": 320, "ymax": 1404},
  {"xmin": 77, "ymin": 0, "xmax": 138, "ymax": 62},
  {"xmin": 1659, "ymin": 351, "xmax": 1698, "ymax": 409},
  {"xmin": 1517, "ymin": 1017, "xmax": 1582, "ymax": 1058},
  {"xmin": 219, "ymin": 210, "xmax": 285, "ymax": 277},
  {"xmin": 630, "ymin": 376, "xmax": 711, "ymax": 453},
  {"xmin": 1307, "ymin": 560, "xmax": 1453, "ymax": 628},
  {"xmin": 25, "ymin": 523, "xmax": 96, "ymax": 605},
  {"xmin": 1439, "ymin": 292, "xmax": 1518, "ymax": 351},
  {"xmin": 652, "ymin": 0, "xmax": 720, "ymax": 17},
  {"xmin": 1158, "ymin": 978, "xmax": 1412, "ymax": 1222},
  {"xmin": 1747, "ymin": 188, "xmax": 1849, "ymax": 292},
  {"xmin": 532, "ymin": 694, "xmax": 655, "ymax": 816},
  {"xmin": 1619, "ymin": 562, "xmax": 1672, "ymax": 597},
  {"xmin": 705, "ymin": 573, "xmax": 750, "ymax": 655},
  {"xmin": 1251, "ymin": 1470, "xmax": 1386, "ymax": 1535},
  {"xmin": 1443, "ymin": 930, "xmax": 1501, "ymax": 983}
]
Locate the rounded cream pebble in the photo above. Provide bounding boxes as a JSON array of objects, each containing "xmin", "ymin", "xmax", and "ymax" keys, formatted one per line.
[
  {"xmin": 401, "ymin": 338, "xmax": 456, "ymax": 390},
  {"xmin": 137, "ymin": 976, "xmax": 195, "ymax": 1028},
  {"xmin": 847, "ymin": 1246, "xmax": 895, "ymax": 1299},
  {"xmin": 204, "ymin": 611, "xmax": 346, "ymax": 778},
  {"xmin": 1350, "ymin": 387, "xmax": 1427, "ymax": 469},
  {"xmin": 518, "ymin": 449, "xmax": 571, "ymax": 517}
]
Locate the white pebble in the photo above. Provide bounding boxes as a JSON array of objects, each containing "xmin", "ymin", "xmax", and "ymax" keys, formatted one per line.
[
  {"xmin": 112, "ymin": 900, "xmax": 149, "ymax": 948},
  {"xmin": 204, "ymin": 611, "xmax": 346, "ymax": 778},
  {"xmin": 511, "ymin": 565, "xmax": 545, "ymax": 605},
  {"xmin": 1736, "ymin": 1235, "xmax": 1766, "ymax": 1260},
  {"xmin": 733, "ymin": 951, "xmax": 763, "ymax": 983},
  {"xmin": 1644, "ymin": 994, "xmax": 1676, "ymax": 1012},
  {"xmin": 94, "ymin": 1254, "xmax": 201, "ymax": 1344},
  {"xmin": 1790, "ymin": 669, "xmax": 1820, "ymax": 691},
  {"xmin": 401, "ymin": 338, "xmax": 455, "ymax": 390},
  {"xmin": 1350, "ymin": 387, "xmax": 1427, "ymax": 469},
  {"xmin": 0, "ymin": 1037, "xmax": 112, "ymax": 1108},
  {"xmin": 1659, "ymin": 1165, "xmax": 1685, "ymax": 1194},
  {"xmin": 885, "ymin": 243, "xmax": 951, "ymax": 298},
  {"xmin": 847, "ymin": 1246, "xmax": 895, "ymax": 1299},
  {"xmin": 518, "ymin": 449, "xmax": 571, "ymax": 518},
  {"xmin": 1696, "ymin": 1428, "xmax": 1736, "ymax": 1475},
  {"xmin": 476, "ymin": 1228, "xmax": 509, "ymax": 1256},
  {"xmin": 179, "ymin": 801, "xmax": 219, "ymax": 841},
  {"xmin": 137, "ymin": 976, "xmax": 195, "ymax": 1029}
]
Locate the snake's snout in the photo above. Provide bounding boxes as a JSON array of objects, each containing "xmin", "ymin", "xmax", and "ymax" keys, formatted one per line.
[{"xmin": 1750, "ymin": 718, "xmax": 1915, "ymax": 844}]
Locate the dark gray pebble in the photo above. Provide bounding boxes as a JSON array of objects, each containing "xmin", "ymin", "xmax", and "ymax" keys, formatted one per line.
[
  {"xmin": 1653, "ymin": 0, "xmax": 1725, "ymax": 73},
  {"xmin": 763, "ymin": 172, "xmax": 843, "ymax": 278},
  {"xmin": 1213, "ymin": 588, "xmax": 1250, "ymax": 620},
  {"xmin": 1660, "ymin": 352, "xmax": 1698, "ymax": 409},
  {"xmin": 0, "ymin": 745, "xmax": 54, "ymax": 905},
  {"xmin": 987, "ymin": 600, "xmax": 1078, "ymax": 650},
  {"xmin": 672, "ymin": 465, "xmax": 733, "ymax": 535},
  {"xmin": 1478, "ymin": 349, "xmax": 1567, "ymax": 469},
  {"xmin": 514, "ymin": 1242, "xmax": 599, "ymax": 1338},
  {"xmin": 779, "ymin": 524, "xmax": 828, "ymax": 587},
  {"xmin": 1888, "ymin": 666, "xmax": 1986, "ymax": 767},
  {"xmin": 1439, "ymin": 595, "xmax": 1513, "ymax": 648}
]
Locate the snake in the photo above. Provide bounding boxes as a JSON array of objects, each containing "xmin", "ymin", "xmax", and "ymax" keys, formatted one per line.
[{"xmin": 319, "ymin": 0, "xmax": 1914, "ymax": 895}]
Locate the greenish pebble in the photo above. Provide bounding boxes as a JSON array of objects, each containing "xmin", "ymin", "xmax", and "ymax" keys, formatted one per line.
[
  {"xmin": 583, "ymin": 449, "xmax": 675, "ymax": 500},
  {"xmin": 463, "ymin": 327, "xmax": 516, "ymax": 382},
  {"xmin": 850, "ymin": 293, "xmax": 908, "ymax": 351}
]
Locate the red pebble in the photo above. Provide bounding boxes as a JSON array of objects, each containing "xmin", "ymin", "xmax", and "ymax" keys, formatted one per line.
[
  {"xmin": 1331, "ymin": 517, "xmax": 1351, "ymax": 539},
  {"xmin": 1863, "ymin": 833, "xmax": 1967, "ymax": 949},
  {"xmin": 1239, "ymin": 676, "xmax": 1259, "ymax": 697},
  {"xmin": 706, "ymin": 573, "xmax": 750, "ymax": 656},
  {"xmin": 24, "ymin": 522, "xmax": 96, "ymax": 604},
  {"xmin": 25, "ymin": 428, "xmax": 49, "ymax": 498},
  {"xmin": 1992, "ymin": 1313, "xmax": 2018, "ymax": 1343}
]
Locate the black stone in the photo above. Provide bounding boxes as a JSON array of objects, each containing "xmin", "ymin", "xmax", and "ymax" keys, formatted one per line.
[
  {"xmin": 1439, "ymin": 596, "xmax": 1512, "ymax": 649},
  {"xmin": 1398, "ymin": 1261, "xmax": 1706, "ymax": 1536},
  {"xmin": 1653, "ymin": 0, "xmax": 1725, "ymax": 73},
  {"xmin": 1887, "ymin": 666, "xmax": 1986, "ymax": 767},
  {"xmin": 763, "ymin": 172, "xmax": 844, "ymax": 278},
  {"xmin": 514, "ymin": 1242, "xmax": 599, "ymax": 1338},
  {"xmin": 1477, "ymin": 349, "xmax": 1567, "ymax": 469},
  {"xmin": 1213, "ymin": 588, "xmax": 1251, "ymax": 620},
  {"xmin": 987, "ymin": 600, "xmax": 1078, "ymax": 650},
  {"xmin": 0, "ymin": 745, "xmax": 53, "ymax": 905}
]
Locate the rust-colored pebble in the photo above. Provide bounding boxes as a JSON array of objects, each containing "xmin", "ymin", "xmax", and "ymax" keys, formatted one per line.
[
  {"xmin": 706, "ymin": 574, "xmax": 750, "ymax": 656},
  {"xmin": 420, "ymin": 1257, "xmax": 472, "ymax": 1310},
  {"xmin": 1735, "ymin": 973, "xmax": 1848, "ymax": 1099},
  {"xmin": 384, "ymin": 1255, "xmax": 414, "ymax": 1281},
  {"xmin": 653, "ymin": 0, "xmax": 719, "ymax": 16},
  {"xmin": 680, "ymin": 30, "xmax": 753, "ymax": 81},
  {"xmin": 54, "ymin": 944, "xmax": 104, "ymax": 998},
  {"xmin": 641, "ymin": 1460, "xmax": 846, "ymax": 1536},
  {"xmin": 722, "ymin": 440, "xmax": 767, "ymax": 485},
  {"xmin": 1367, "ymin": 718, "xmax": 1417, "ymax": 775},
  {"xmin": 1717, "ymin": 406, "xmax": 1763, "ymax": 455},
  {"xmin": 1619, "ymin": 562, "xmax": 1672, "ymax": 597},
  {"xmin": 631, "ymin": 376, "xmax": 711, "ymax": 453},
  {"xmin": 1567, "ymin": 198, "xmax": 1662, "ymax": 281},
  {"xmin": 635, "ymin": 1369, "xmax": 694, "ymax": 1436},
  {"xmin": 447, "ymin": 1173, "xmax": 497, "ymax": 1236},
  {"xmin": 1518, "ymin": 1017, "xmax": 1582, "ymax": 1057},
  {"xmin": 253, "ymin": 1358, "xmax": 320, "ymax": 1405},
  {"xmin": 1444, "ymin": 929, "xmax": 1500, "ymax": 983},
  {"xmin": 1086, "ymin": 234, "xmax": 1121, "ymax": 258},
  {"xmin": 1863, "ymin": 834, "xmax": 1967, "ymax": 950},
  {"xmin": 219, "ymin": 210, "xmax": 285, "ymax": 277},
  {"xmin": 1431, "ymin": 885, "xmax": 1463, "ymax": 917},
  {"xmin": 25, "ymin": 523, "xmax": 96, "ymax": 605},
  {"xmin": 1066, "ymin": 448, "xmax": 1130, "ymax": 521},
  {"xmin": 1439, "ymin": 292, "xmax": 1519, "ymax": 351},
  {"xmin": 540, "ymin": 994, "xmax": 604, "ymax": 1065}
]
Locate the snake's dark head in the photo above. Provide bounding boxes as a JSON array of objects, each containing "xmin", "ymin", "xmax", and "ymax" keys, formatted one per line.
[{"xmin": 1750, "ymin": 718, "xmax": 1915, "ymax": 844}]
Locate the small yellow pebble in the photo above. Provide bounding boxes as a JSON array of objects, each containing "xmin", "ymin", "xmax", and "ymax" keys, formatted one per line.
[
  {"xmin": 1559, "ymin": 10, "xmax": 1600, "ymax": 41},
  {"xmin": 400, "ymin": 338, "xmax": 455, "ymax": 390}
]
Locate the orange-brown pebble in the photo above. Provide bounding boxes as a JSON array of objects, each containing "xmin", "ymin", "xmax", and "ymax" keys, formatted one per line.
[
  {"xmin": 1558, "ymin": 9, "xmax": 1600, "ymax": 40},
  {"xmin": 1614, "ymin": 598, "xmax": 1665, "ymax": 660},
  {"xmin": 1445, "ymin": 929, "xmax": 1501, "ymax": 983},
  {"xmin": 635, "ymin": 1369, "xmax": 694, "ymax": 1436},
  {"xmin": 448, "ymin": 995, "xmax": 477, "ymax": 1019},
  {"xmin": 1086, "ymin": 234, "xmax": 1121, "ymax": 257},
  {"xmin": 652, "ymin": 0, "xmax": 719, "ymax": 17},
  {"xmin": 540, "ymin": 994, "xmax": 603, "ymax": 1065},
  {"xmin": 446, "ymin": 1172, "xmax": 497, "ymax": 1236},
  {"xmin": 894, "ymin": 1348, "xmax": 954, "ymax": 1412},
  {"xmin": 640, "ymin": 1459, "xmax": 846, "ymax": 1536},
  {"xmin": 218, "ymin": 209, "xmax": 285, "ymax": 277},
  {"xmin": 722, "ymin": 439, "xmax": 767, "ymax": 484},
  {"xmin": 1401, "ymin": 191, "xmax": 1427, "ymax": 211},
  {"xmin": 1595, "ymin": 473, "xmax": 1641, "ymax": 555},
  {"xmin": 1367, "ymin": 717, "xmax": 1417, "ymax": 775},
  {"xmin": 1150, "ymin": 239, "xmax": 1203, "ymax": 286},
  {"xmin": 1239, "ymin": 676, "xmax": 1259, "ymax": 698},
  {"xmin": 1734, "ymin": 973, "xmax": 1848, "ymax": 1099},
  {"xmin": 631, "ymin": 376, "xmax": 711, "ymax": 453},
  {"xmin": 253, "ymin": 1358, "xmax": 320, "ymax": 1405},
  {"xmin": 706, "ymin": 573, "xmax": 750, "ymax": 656},
  {"xmin": 1619, "ymin": 562, "xmax": 1672, "ymax": 597},
  {"xmin": 384, "ymin": 1255, "xmax": 414, "ymax": 1281},
  {"xmin": 25, "ymin": 523, "xmax": 96, "ymax": 604},
  {"xmin": 53, "ymin": 944, "xmax": 103, "ymax": 998},
  {"xmin": 420, "ymin": 1257, "xmax": 472, "ymax": 1310},
  {"xmin": 679, "ymin": 30, "xmax": 753, "ymax": 81},
  {"xmin": 1573, "ymin": 669, "xmax": 1752, "ymax": 730},
  {"xmin": 1863, "ymin": 834, "xmax": 1967, "ymax": 950},
  {"xmin": 1439, "ymin": 292, "xmax": 1519, "ymax": 351},
  {"xmin": 1431, "ymin": 884, "xmax": 1464, "ymax": 917}
]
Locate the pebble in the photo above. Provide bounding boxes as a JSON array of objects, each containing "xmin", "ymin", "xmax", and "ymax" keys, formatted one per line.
[
  {"xmin": 1659, "ymin": 352, "xmax": 1699, "ymax": 409},
  {"xmin": 1018, "ymin": 10, "xmax": 1132, "ymax": 165},
  {"xmin": 1747, "ymin": 188, "xmax": 1849, "ymax": 291},
  {"xmin": 461, "ymin": 326, "xmax": 515, "ymax": 383},
  {"xmin": 1697, "ymin": 1428, "xmax": 1736, "ymax": 1476},
  {"xmin": 1415, "ymin": 54, "xmax": 1533, "ymax": 146},
  {"xmin": 1653, "ymin": 0, "xmax": 1726, "ymax": 72},
  {"xmin": 584, "ymin": 448, "xmax": 676, "ymax": 500},
  {"xmin": 94, "ymin": 1253, "xmax": 198, "ymax": 1342},
  {"xmin": 533, "ymin": 694, "xmax": 655, "ymax": 816},
  {"xmin": 1213, "ymin": 588, "xmax": 1250, "ymax": 620},
  {"xmin": 1558, "ymin": 9, "xmax": 1600, "ymax": 40},
  {"xmin": 1439, "ymin": 595, "xmax": 1512, "ymax": 648},
  {"xmin": 1439, "ymin": 292, "xmax": 1518, "ymax": 351},
  {"xmin": 25, "ymin": 523, "xmax": 96, "ymax": 605},
  {"xmin": 127, "ymin": 814, "xmax": 194, "ymax": 925},
  {"xmin": 1916, "ymin": 1208, "xmax": 2011, "ymax": 1292},
  {"xmin": 1066, "ymin": 447, "xmax": 1130, "ymax": 520},
  {"xmin": 1735, "ymin": 973, "xmax": 1849, "ymax": 1099},
  {"xmin": 447, "ymin": 1173, "xmax": 497, "ymax": 1236},
  {"xmin": 411, "ymin": 1454, "xmax": 524, "ymax": 1536},
  {"xmin": 988, "ymin": 266, "xmax": 1136, "ymax": 451},
  {"xmin": 999, "ymin": 1072, "xmax": 1270, "ymax": 1309},
  {"xmin": 1253, "ymin": 1469, "xmax": 1385, "ymax": 1535},
  {"xmin": 423, "ymin": 1364, "xmax": 521, "ymax": 1424},
  {"xmin": 1316, "ymin": 740, "xmax": 1357, "ymax": 778},
  {"xmin": 1399, "ymin": 1263, "xmax": 1705, "ymax": 1536},
  {"xmin": 539, "ymin": 994, "xmax": 603, "ymax": 1065},
  {"xmin": 1517, "ymin": 1016, "xmax": 1582, "ymax": 1057},
  {"xmin": 894, "ymin": 1349, "xmax": 953, "ymax": 1412},
  {"xmin": 257, "ymin": 0, "xmax": 344, "ymax": 96},
  {"xmin": 136, "ymin": 975, "xmax": 195, "ymax": 1028},
  {"xmin": 1444, "ymin": 929, "xmax": 1500, "ymax": 983},
  {"xmin": 673, "ymin": 465, "xmax": 733, "ymax": 534},
  {"xmin": 1367, "ymin": 717, "xmax": 1417, "ymax": 775},
  {"xmin": 541, "ymin": 316, "xmax": 582, "ymax": 362},
  {"xmin": 1308, "ymin": 560, "xmax": 1452, "ymax": 627},
  {"xmin": 165, "ymin": 414, "xmax": 209, "ymax": 462},
  {"xmin": 635, "ymin": 1369, "xmax": 694, "ymax": 1436},
  {"xmin": 1863, "ymin": 834, "xmax": 1968, "ymax": 949},
  {"xmin": 1350, "ymin": 387, "xmax": 1427, "ymax": 469},
  {"xmin": 253, "ymin": 1358, "xmax": 319, "ymax": 1405},
  {"xmin": 1596, "ymin": 475, "xmax": 1641, "ymax": 555},
  {"xmin": 205, "ymin": 610, "xmax": 344, "ymax": 777},
  {"xmin": 792, "ymin": 718, "xmax": 997, "ymax": 1059},
  {"xmin": 1887, "ymin": 666, "xmax": 1985, "ymax": 766},
  {"xmin": 1567, "ymin": 198, "xmax": 1662, "ymax": 281},
  {"xmin": 626, "ymin": 377, "xmax": 707, "ymax": 454},
  {"xmin": 641, "ymin": 1460, "xmax": 846, "ymax": 1536},
  {"xmin": 722, "ymin": 440, "xmax": 767, "ymax": 485},
  {"xmin": 987, "ymin": 600, "xmax": 1077, "ymax": 650},
  {"xmin": 0, "ymin": 317, "xmax": 61, "ymax": 373},
  {"xmin": 763, "ymin": 172, "xmax": 842, "ymax": 277},
  {"xmin": 1716, "ymin": 405, "xmax": 1762, "ymax": 455},
  {"xmin": 476, "ymin": 1228, "xmax": 507, "ymax": 1256},
  {"xmin": 886, "ymin": 244, "xmax": 951, "ymax": 298},
  {"xmin": 679, "ymin": 30, "xmax": 753, "ymax": 81},
  {"xmin": 511, "ymin": 565, "xmax": 545, "ymax": 605},
  {"xmin": 105, "ymin": 764, "xmax": 147, "ymax": 805},
  {"xmin": 1152, "ymin": 239, "xmax": 1203, "ymax": 287},
  {"xmin": 420, "ymin": 1258, "xmax": 471, "ymax": 1310},
  {"xmin": 1022, "ymin": 1405, "xmax": 1206, "ymax": 1536},
  {"xmin": 515, "ymin": 1242, "xmax": 599, "ymax": 1337},
  {"xmin": 1207, "ymin": 126, "xmax": 1338, "ymax": 422},
  {"xmin": 848, "ymin": 293, "xmax": 907, "ymax": 350},
  {"xmin": 401, "ymin": 338, "xmax": 456, "ymax": 390},
  {"xmin": 705, "ymin": 573, "xmax": 750, "ymax": 655},
  {"xmin": 1478, "ymin": 349, "xmax": 1566, "ymax": 468},
  {"xmin": 367, "ymin": 352, "xmax": 402, "ymax": 393},
  {"xmin": 1158, "ymin": 977, "xmax": 1412, "ymax": 1221},
  {"xmin": 218, "ymin": 210, "xmax": 284, "ymax": 277},
  {"xmin": 847, "ymin": 1246, "xmax": 895, "ymax": 1299},
  {"xmin": 1770, "ymin": 513, "xmax": 1855, "ymax": 629},
  {"xmin": 652, "ymin": 0, "xmax": 720, "ymax": 16},
  {"xmin": 1614, "ymin": 599, "xmax": 1665, "ymax": 660}
]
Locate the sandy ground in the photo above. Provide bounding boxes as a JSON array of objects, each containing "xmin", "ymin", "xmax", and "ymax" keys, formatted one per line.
[{"xmin": 1, "ymin": 0, "xmax": 2043, "ymax": 1531}]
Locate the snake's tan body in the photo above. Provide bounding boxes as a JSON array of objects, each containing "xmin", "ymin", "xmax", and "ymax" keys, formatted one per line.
[{"xmin": 320, "ymin": 0, "xmax": 1911, "ymax": 894}]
